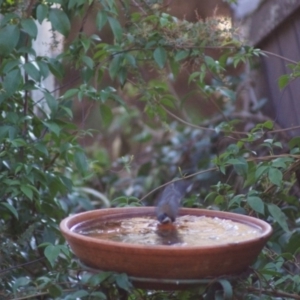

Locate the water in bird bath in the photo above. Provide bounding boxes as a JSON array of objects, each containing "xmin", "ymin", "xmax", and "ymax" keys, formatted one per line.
[{"xmin": 72, "ymin": 215, "xmax": 262, "ymax": 246}]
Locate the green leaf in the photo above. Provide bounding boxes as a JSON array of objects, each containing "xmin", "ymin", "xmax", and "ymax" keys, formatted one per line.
[
  {"xmin": 288, "ymin": 136, "xmax": 300, "ymax": 149},
  {"xmin": 108, "ymin": 17, "xmax": 122, "ymax": 41},
  {"xmin": 48, "ymin": 284, "xmax": 63, "ymax": 298},
  {"xmin": 36, "ymin": 4, "xmax": 49, "ymax": 24},
  {"xmin": 153, "ymin": 47, "xmax": 167, "ymax": 69},
  {"xmin": 268, "ymin": 203, "xmax": 290, "ymax": 233},
  {"xmin": 278, "ymin": 74, "xmax": 289, "ymax": 90},
  {"xmin": 90, "ymin": 291, "xmax": 107, "ymax": 299},
  {"xmin": 43, "ymin": 121, "xmax": 61, "ymax": 137},
  {"xmin": 0, "ymin": 24, "xmax": 20, "ymax": 56},
  {"xmin": 68, "ymin": 290, "xmax": 89, "ymax": 299},
  {"xmin": 36, "ymin": 60, "xmax": 50, "ymax": 79},
  {"xmin": 35, "ymin": 142, "xmax": 49, "ymax": 156},
  {"xmin": 44, "ymin": 244, "xmax": 61, "ymax": 267},
  {"xmin": 63, "ymin": 88, "xmax": 79, "ymax": 99},
  {"xmin": 48, "ymin": 59, "xmax": 64, "ymax": 79},
  {"xmin": 21, "ymin": 185, "xmax": 33, "ymax": 200},
  {"xmin": 125, "ymin": 53, "xmax": 136, "ymax": 67},
  {"xmin": 0, "ymin": 202, "xmax": 18, "ymax": 219},
  {"xmin": 82, "ymin": 55, "xmax": 94, "ymax": 69},
  {"xmin": 23, "ymin": 62, "xmax": 41, "ymax": 81},
  {"xmin": 13, "ymin": 277, "xmax": 30, "ymax": 293},
  {"xmin": 255, "ymin": 165, "xmax": 269, "ymax": 180},
  {"xmin": 85, "ymin": 272, "xmax": 112, "ymax": 286},
  {"xmin": 174, "ymin": 50, "xmax": 189, "ymax": 62},
  {"xmin": 96, "ymin": 11, "xmax": 108, "ymax": 30},
  {"xmin": 99, "ymin": 104, "xmax": 113, "ymax": 127},
  {"xmin": 268, "ymin": 167, "xmax": 282, "ymax": 186},
  {"xmin": 3, "ymin": 69, "xmax": 22, "ymax": 97},
  {"xmin": 49, "ymin": 8, "xmax": 71, "ymax": 37},
  {"xmin": 109, "ymin": 54, "xmax": 122, "ymax": 79},
  {"xmin": 227, "ymin": 158, "xmax": 248, "ymax": 177},
  {"xmin": 263, "ymin": 120, "xmax": 273, "ymax": 129},
  {"xmin": 247, "ymin": 196, "xmax": 264, "ymax": 214},
  {"xmin": 74, "ymin": 151, "xmax": 88, "ymax": 175},
  {"xmin": 113, "ymin": 273, "xmax": 132, "ymax": 292},
  {"xmin": 45, "ymin": 92, "xmax": 58, "ymax": 113},
  {"xmin": 21, "ymin": 18, "xmax": 38, "ymax": 39}
]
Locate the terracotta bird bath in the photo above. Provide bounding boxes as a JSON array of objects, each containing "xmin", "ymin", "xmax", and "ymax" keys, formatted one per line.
[{"xmin": 60, "ymin": 207, "xmax": 272, "ymax": 289}]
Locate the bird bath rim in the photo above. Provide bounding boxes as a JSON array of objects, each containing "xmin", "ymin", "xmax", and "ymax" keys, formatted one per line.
[{"xmin": 60, "ymin": 207, "xmax": 272, "ymax": 250}]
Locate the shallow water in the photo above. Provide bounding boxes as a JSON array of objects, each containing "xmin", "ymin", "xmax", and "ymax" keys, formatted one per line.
[{"xmin": 73, "ymin": 215, "xmax": 262, "ymax": 247}]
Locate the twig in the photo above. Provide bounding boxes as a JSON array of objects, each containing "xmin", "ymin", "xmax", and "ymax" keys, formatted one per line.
[
  {"xmin": 262, "ymin": 50, "xmax": 298, "ymax": 64},
  {"xmin": 0, "ymin": 257, "xmax": 45, "ymax": 275},
  {"xmin": 140, "ymin": 167, "xmax": 218, "ymax": 202},
  {"xmin": 244, "ymin": 286, "xmax": 300, "ymax": 300},
  {"xmin": 9, "ymin": 292, "xmax": 49, "ymax": 300}
]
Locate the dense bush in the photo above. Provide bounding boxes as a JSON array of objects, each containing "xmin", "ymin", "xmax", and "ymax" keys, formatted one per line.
[{"xmin": 1, "ymin": 0, "xmax": 300, "ymax": 299}]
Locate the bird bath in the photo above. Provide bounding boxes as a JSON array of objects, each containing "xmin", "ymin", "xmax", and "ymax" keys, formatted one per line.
[{"xmin": 60, "ymin": 207, "xmax": 272, "ymax": 289}]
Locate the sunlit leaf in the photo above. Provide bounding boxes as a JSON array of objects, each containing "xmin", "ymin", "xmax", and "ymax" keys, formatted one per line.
[{"xmin": 278, "ymin": 74, "xmax": 289, "ymax": 90}]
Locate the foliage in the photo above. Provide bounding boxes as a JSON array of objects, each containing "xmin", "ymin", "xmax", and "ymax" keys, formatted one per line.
[{"xmin": 1, "ymin": 0, "xmax": 300, "ymax": 299}]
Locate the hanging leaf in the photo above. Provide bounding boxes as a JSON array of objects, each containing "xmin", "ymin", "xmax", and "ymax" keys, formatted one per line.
[
  {"xmin": 21, "ymin": 18, "xmax": 38, "ymax": 39},
  {"xmin": 0, "ymin": 24, "xmax": 20, "ymax": 56},
  {"xmin": 153, "ymin": 47, "xmax": 167, "ymax": 69},
  {"xmin": 3, "ymin": 69, "xmax": 22, "ymax": 97},
  {"xmin": 36, "ymin": 4, "xmax": 49, "ymax": 24},
  {"xmin": 23, "ymin": 62, "xmax": 41, "ymax": 81},
  {"xmin": 21, "ymin": 185, "xmax": 33, "ymax": 200},
  {"xmin": 268, "ymin": 203, "xmax": 290, "ymax": 233},
  {"xmin": 74, "ymin": 151, "xmax": 89, "ymax": 175},
  {"xmin": 96, "ymin": 11, "xmax": 108, "ymax": 30},
  {"xmin": 113, "ymin": 273, "xmax": 133, "ymax": 293},
  {"xmin": 0, "ymin": 202, "xmax": 18, "ymax": 219},
  {"xmin": 108, "ymin": 16, "xmax": 122, "ymax": 41},
  {"xmin": 44, "ymin": 92, "xmax": 58, "ymax": 113},
  {"xmin": 42, "ymin": 121, "xmax": 61, "ymax": 137},
  {"xmin": 109, "ymin": 54, "xmax": 123, "ymax": 79},
  {"xmin": 49, "ymin": 8, "xmax": 71, "ymax": 37},
  {"xmin": 278, "ymin": 74, "xmax": 290, "ymax": 90},
  {"xmin": 99, "ymin": 104, "xmax": 113, "ymax": 127},
  {"xmin": 44, "ymin": 244, "xmax": 61, "ymax": 267}
]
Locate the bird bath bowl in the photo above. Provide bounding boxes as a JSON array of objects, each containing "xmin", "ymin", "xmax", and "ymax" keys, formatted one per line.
[{"xmin": 60, "ymin": 207, "xmax": 272, "ymax": 289}]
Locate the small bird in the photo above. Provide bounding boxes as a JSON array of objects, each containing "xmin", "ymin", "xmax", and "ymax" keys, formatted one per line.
[{"xmin": 156, "ymin": 181, "xmax": 191, "ymax": 224}]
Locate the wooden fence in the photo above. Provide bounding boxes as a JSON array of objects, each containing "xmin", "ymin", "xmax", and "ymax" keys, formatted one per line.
[{"xmin": 245, "ymin": 0, "xmax": 300, "ymax": 136}]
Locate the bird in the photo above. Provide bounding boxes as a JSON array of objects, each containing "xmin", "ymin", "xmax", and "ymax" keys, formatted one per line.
[{"xmin": 155, "ymin": 181, "xmax": 191, "ymax": 224}]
